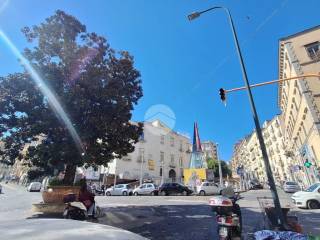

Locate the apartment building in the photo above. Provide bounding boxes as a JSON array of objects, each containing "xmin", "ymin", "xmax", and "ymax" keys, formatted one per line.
[
  {"xmin": 231, "ymin": 116, "xmax": 292, "ymax": 184},
  {"xmin": 278, "ymin": 25, "xmax": 320, "ymax": 185},
  {"xmin": 106, "ymin": 120, "xmax": 191, "ymax": 185},
  {"xmin": 201, "ymin": 141, "xmax": 218, "ymax": 161}
]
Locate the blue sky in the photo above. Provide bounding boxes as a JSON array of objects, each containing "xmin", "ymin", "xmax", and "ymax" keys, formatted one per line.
[{"xmin": 0, "ymin": 0, "xmax": 319, "ymax": 161}]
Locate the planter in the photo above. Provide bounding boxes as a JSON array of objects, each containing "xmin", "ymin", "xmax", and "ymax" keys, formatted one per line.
[{"xmin": 42, "ymin": 186, "xmax": 81, "ymax": 204}]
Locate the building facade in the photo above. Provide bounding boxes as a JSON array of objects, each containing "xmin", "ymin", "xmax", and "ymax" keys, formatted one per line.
[
  {"xmin": 231, "ymin": 116, "xmax": 292, "ymax": 185},
  {"xmin": 106, "ymin": 120, "xmax": 191, "ymax": 185},
  {"xmin": 278, "ymin": 25, "xmax": 320, "ymax": 185},
  {"xmin": 201, "ymin": 141, "xmax": 218, "ymax": 161}
]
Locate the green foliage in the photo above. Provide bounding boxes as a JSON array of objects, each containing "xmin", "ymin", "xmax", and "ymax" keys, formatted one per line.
[
  {"xmin": 207, "ymin": 158, "xmax": 232, "ymax": 178},
  {"xmin": 48, "ymin": 177, "xmax": 65, "ymax": 186},
  {"xmin": 0, "ymin": 10, "xmax": 143, "ymax": 184}
]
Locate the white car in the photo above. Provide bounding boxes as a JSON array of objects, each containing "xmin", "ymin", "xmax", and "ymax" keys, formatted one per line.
[
  {"xmin": 133, "ymin": 183, "xmax": 158, "ymax": 196},
  {"xmin": 291, "ymin": 183, "xmax": 320, "ymax": 209},
  {"xmin": 105, "ymin": 184, "xmax": 133, "ymax": 196},
  {"xmin": 196, "ymin": 182, "xmax": 224, "ymax": 196},
  {"xmin": 27, "ymin": 182, "xmax": 42, "ymax": 192},
  {"xmin": 283, "ymin": 181, "xmax": 301, "ymax": 193}
]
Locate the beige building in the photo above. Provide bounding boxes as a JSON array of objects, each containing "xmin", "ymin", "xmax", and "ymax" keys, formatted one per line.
[
  {"xmin": 231, "ymin": 116, "xmax": 292, "ymax": 185},
  {"xmin": 201, "ymin": 141, "xmax": 218, "ymax": 161},
  {"xmin": 278, "ymin": 25, "xmax": 320, "ymax": 185}
]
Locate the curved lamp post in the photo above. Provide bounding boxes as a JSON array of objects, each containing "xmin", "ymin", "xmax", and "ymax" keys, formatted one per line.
[{"xmin": 188, "ymin": 6, "xmax": 286, "ymax": 228}]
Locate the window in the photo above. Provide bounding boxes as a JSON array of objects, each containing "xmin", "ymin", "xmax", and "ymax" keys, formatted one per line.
[
  {"xmin": 170, "ymin": 154, "xmax": 174, "ymax": 164},
  {"xmin": 305, "ymin": 42, "xmax": 320, "ymax": 60},
  {"xmin": 179, "ymin": 157, "xmax": 183, "ymax": 167},
  {"xmin": 160, "ymin": 135, "xmax": 165, "ymax": 144},
  {"xmin": 160, "ymin": 168, "xmax": 162, "ymax": 176},
  {"xmin": 179, "ymin": 140, "xmax": 183, "ymax": 151},
  {"xmin": 160, "ymin": 151, "xmax": 164, "ymax": 164},
  {"xmin": 170, "ymin": 136, "xmax": 174, "ymax": 147}
]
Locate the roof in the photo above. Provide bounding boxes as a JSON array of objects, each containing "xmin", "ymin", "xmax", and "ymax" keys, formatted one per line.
[{"xmin": 279, "ymin": 25, "xmax": 320, "ymax": 42}]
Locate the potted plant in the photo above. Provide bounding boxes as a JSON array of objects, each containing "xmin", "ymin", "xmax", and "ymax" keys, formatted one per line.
[{"xmin": 42, "ymin": 177, "xmax": 82, "ymax": 204}]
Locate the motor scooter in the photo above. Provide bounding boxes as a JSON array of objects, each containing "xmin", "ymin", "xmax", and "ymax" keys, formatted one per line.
[{"xmin": 209, "ymin": 188, "xmax": 243, "ymax": 240}]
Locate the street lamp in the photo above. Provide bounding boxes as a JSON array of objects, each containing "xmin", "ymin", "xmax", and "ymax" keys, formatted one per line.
[
  {"xmin": 188, "ymin": 6, "xmax": 286, "ymax": 228},
  {"xmin": 216, "ymin": 143, "xmax": 223, "ymax": 187}
]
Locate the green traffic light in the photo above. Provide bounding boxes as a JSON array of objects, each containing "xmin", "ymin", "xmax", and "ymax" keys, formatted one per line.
[{"xmin": 304, "ymin": 161, "xmax": 312, "ymax": 168}]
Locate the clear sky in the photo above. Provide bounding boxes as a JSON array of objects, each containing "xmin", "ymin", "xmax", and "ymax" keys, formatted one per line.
[{"xmin": 0, "ymin": 0, "xmax": 319, "ymax": 161}]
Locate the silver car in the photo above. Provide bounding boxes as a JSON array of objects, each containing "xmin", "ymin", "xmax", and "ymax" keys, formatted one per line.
[
  {"xmin": 283, "ymin": 181, "xmax": 301, "ymax": 193},
  {"xmin": 133, "ymin": 183, "xmax": 158, "ymax": 196},
  {"xmin": 105, "ymin": 184, "xmax": 133, "ymax": 196}
]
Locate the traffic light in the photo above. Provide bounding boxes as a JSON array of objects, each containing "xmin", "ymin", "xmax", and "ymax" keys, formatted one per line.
[
  {"xmin": 304, "ymin": 159, "xmax": 312, "ymax": 168},
  {"xmin": 219, "ymin": 88, "xmax": 226, "ymax": 102}
]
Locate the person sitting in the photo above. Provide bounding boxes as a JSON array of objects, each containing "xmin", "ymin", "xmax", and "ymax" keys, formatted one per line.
[{"xmin": 78, "ymin": 181, "xmax": 96, "ymax": 219}]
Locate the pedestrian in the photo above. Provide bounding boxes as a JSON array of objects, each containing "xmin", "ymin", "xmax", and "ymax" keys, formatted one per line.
[{"xmin": 79, "ymin": 179, "xmax": 96, "ymax": 219}]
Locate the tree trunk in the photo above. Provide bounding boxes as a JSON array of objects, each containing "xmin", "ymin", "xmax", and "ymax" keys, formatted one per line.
[{"xmin": 63, "ymin": 165, "xmax": 77, "ymax": 185}]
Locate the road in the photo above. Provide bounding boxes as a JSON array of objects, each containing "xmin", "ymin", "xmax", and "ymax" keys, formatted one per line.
[{"xmin": 1, "ymin": 183, "xmax": 319, "ymax": 239}]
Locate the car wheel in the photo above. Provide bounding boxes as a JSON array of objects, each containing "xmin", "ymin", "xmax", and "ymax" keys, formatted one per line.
[
  {"xmin": 182, "ymin": 190, "xmax": 187, "ymax": 196},
  {"xmin": 307, "ymin": 200, "xmax": 320, "ymax": 209},
  {"xmin": 150, "ymin": 191, "xmax": 155, "ymax": 196},
  {"xmin": 134, "ymin": 192, "xmax": 139, "ymax": 196},
  {"xmin": 160, "ymin": 191, "xmax": 166, "ymax": 196},
  {"xmin": 106, "ymin": 192, "xmax": 111, "ymax": 196},
  {"xmin": 122, "ymin": 191, "xmax": 128, "ymax": 196},
  {"xmin": 199, "ymin": 190, "xmax": 206, "ymax": 196}
]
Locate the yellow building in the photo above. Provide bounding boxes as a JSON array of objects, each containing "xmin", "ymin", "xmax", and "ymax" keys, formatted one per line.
[{"xmin": 278, "ymin": 25, "xmax": 320, "ymax": 185}]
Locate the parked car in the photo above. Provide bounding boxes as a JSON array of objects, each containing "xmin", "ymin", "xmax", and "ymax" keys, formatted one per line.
[
  {"xmin": 291, "ymin": 183, "xmax": 320, "ymax": 209},
  {"xmin": 105, "ymin": 184, "xmax": 133, "ymax": 196},
  {"xmin": 249, "ymin": 179, "xmax": 263, "ymax": 190},
  {"xmin": 196, "ymin": 182, "xmax": 224, "ymax": 196},
  {"xmin": 283, "ymin": 181, "xmax": 301, "ymax": 193},
  {"xmin": 27, "ymin": 182, "xmax": 42, "ymax": 192},
  {"xmin": 133, "ymin": 183, "xmax": 158, "ymax": 196},
  {"xmin": 158, "ymin": 183, "xmax": 193, "ymax": 196}
]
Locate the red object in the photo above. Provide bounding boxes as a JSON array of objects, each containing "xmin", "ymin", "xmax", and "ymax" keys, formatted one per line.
[{"xmin": 78, "ymin": 189, "xmax": 95, "ymax": 209}]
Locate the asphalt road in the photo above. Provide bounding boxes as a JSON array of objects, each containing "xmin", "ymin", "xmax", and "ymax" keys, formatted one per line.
[{"xmin": 1, "ymin": 183, "xmax": 320, "ymax": 239}]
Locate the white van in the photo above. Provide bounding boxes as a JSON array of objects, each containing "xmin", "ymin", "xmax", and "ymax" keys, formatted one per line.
[{"xmin": 27, "ymin": 182, "xmax": 42, "ymax": 192}]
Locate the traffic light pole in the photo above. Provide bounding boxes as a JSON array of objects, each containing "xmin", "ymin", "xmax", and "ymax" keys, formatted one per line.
[
  {"xmin": 188, "ymin": 6, "xmax": 286, "ymax": 228},
  {"xmin": 224, "ymin": 74, "xmax": 320, "ymax": 93}
]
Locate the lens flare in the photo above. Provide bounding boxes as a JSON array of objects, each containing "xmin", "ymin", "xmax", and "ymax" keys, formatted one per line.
[
  {"xmin": 0, "ymin": 30, "xmax": 84, "ymax": 154},
  {"xmin": 0, "ymin": 0, "xmax": 9, "ymax": 15}
]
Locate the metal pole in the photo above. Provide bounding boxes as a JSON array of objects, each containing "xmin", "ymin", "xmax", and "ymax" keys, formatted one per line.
[
  {"xmin": 217, "ymin": 143, "xmax": 223, "ymax": 187},
  {"xmin": 188, "ymin": 6, "xmax": 286, "ymax": 228},
  {"xmin": 225, "ymin": 74, "xmax": 320, "ymax": 93},
  {"xmin": 225, "ymin": 8, "xmax": 286, "ymax": 228},
  {"xmin": 139, "ymin": 148, "xmax": 144, "ymax": 185},
  {"xmin": 161, "ymin": 159, "xmax": 165, "ymax": 184},
  {"xmin": 113, "ymin": 159, "xmax": 117, "ymax": 188}
]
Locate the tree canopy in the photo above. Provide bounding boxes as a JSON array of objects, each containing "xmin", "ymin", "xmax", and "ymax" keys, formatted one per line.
[
  {"xmin": 0, "ymin": 10, "xmax": 143, "ymax": 184},
  {"xmin": 207, "ymin": 158, "xmax": 232, "ymax": 178}
]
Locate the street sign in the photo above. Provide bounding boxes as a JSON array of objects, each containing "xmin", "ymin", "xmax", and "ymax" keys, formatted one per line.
[
  {"xmin": 304, "ymin": 160, "xmax": 312, "ymax": 168},
  {"xmin": 236, "ymin": 166, "xmax": 244, "ymax": 176}
]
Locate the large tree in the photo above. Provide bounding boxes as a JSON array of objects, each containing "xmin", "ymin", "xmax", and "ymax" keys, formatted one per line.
[
  {"xmin": 207, "ymin": 158, "xmax": 232, "ymax": 178},
  {"xmin": 0, "ymin": 10, "xmax": 143, "ymax": 184}
]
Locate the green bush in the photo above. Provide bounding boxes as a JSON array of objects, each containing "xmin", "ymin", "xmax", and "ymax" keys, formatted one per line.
[
  {"xmin": 48, "ymin": 178, "xmax": 65, "ymax": 186},
  {"xmin": 48, "ymin": 177, "xmax": 83, "ymax": 186}
]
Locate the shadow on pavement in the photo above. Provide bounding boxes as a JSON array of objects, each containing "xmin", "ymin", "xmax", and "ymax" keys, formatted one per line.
[
  {"xmin": 26, "ymin": 204, "xmax": 319, "ymax": 239},
  {"xmin": 97, "ymin": 204, "xmax": 267, "ymax": 240}
]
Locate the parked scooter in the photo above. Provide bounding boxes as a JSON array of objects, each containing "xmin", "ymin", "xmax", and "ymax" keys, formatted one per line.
[
  {"xmin": 62, "ymin": 193, "xmax": 103, "ymax": 220},
  {"xmin": 209, "ymin": 187, "xmax": 242, "ymax": 240},
  {"xmin": 63, "ymin": 201, "xmax": 88, "ymax": 220}
]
